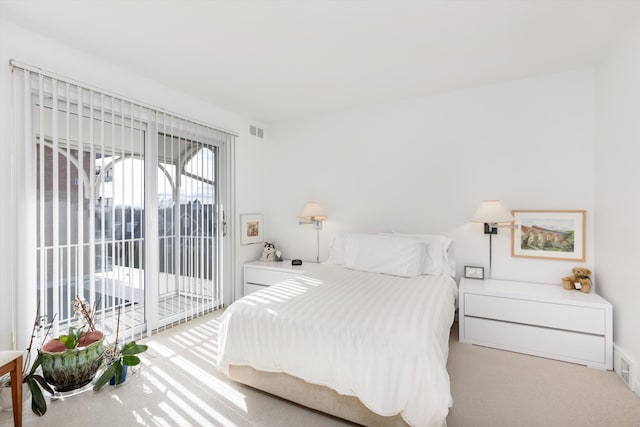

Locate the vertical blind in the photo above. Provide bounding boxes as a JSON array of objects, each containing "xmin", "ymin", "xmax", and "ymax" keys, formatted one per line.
[{"xmin": 11, "ymin": 60, "xmax": 235, "ymax": 347}]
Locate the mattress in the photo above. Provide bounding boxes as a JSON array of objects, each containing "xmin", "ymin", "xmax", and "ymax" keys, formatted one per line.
[{"xmin": 217, "ymin": 264, "xmax": 458, "ymax": 427}]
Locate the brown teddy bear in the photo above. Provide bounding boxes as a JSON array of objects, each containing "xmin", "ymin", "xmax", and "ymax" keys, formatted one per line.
[{"xmin": 562, "ymin": 267, "xmax": 592, "ymax": 293}]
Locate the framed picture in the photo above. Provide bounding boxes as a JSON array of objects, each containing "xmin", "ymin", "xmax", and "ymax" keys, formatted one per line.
[
  {"xmin": 464, "ymin": 266, "xmax": 484, "ymax": 280},
  {"xmin": 511, "ymin": 210, "xmax": 586, "ymax": 262},
  {"xmin": 240, "ymin": 214, "xmax": 264, "ymax": 245}
]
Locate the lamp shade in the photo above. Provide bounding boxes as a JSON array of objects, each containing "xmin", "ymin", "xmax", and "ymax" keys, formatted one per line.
[
  {"xmin": 471, "ymin": 200, "xmax": 514, "ymax": 223},
  {"xmin": 299, "ymin": 202, "xmax": 327, "ymax": 220}
]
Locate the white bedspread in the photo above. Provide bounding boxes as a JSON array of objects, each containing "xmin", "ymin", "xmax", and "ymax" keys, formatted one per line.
[{"xmin": 217, "ymin": 264, "xmax": 458, "ymax": 427}]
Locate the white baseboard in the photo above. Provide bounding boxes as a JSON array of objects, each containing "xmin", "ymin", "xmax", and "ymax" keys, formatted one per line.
[{"xmin": 613, "ymin": 343, "xmax": 639, "ymax": 396}]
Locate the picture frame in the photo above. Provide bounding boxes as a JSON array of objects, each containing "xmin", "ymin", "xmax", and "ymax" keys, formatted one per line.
[
  {"xmin": 464, "ymin": 266, "xmax": 485, "ymax": 280},
  {"xmin": 240, "ymin": 213, "xmax": 264, "ymax": 245},
  {"xmin": 511, "ymin": 210, "xmax": 586, "ymax": 262}
]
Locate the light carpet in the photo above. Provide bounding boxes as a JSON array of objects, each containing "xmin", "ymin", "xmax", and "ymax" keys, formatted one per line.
[{"xmin": 1, "ymin": 310, "xmax": 639, "ymax": 426}]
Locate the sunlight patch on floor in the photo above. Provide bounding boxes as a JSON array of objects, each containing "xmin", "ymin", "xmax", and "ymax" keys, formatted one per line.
[
  {"xmin": 169, "ymin": 354, "xmax": 247, "ymax": 411},
  {"xmin": 145, "ymin": 340, "xmax": 176, "ymax": 358},
  {"xmin": 142, "ymin": 367, "xmax": 168, "ymax": 393},
  {"xmin": 159, "ymin": 393, "xmax": 215, "ymax": 426},
  {"xmin": 110, "ymin": 393, "xmax": 125, "ymax": 405},
  {"xmin": 132, "ymin": 409, "xmax": 149, "ymax": 426},
  {"xmin": 157, "ymin": 401, "xmax": 185, "ymax": 427},
  {"xmin": 150, "ymin": 364, "xmax": 244, "ymax": 425}
]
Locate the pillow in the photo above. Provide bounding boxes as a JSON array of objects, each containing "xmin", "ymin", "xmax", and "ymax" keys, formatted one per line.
[
  {"xmin": 391, "ymin": 232, "xmax": 455, "ymax": 277},
  {"xmin": 342, "ymin": 233, "xmax": 426, "ymax": 277},
  {"xmin": 324, "ymin": 233, "xmax": 347, "ymax": 265}
]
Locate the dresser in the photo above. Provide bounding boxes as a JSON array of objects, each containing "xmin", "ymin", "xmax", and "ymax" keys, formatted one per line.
[
  {"xmin": 243, "ymin": 260, "xmax": 308, "ymax": 296},
  {"xmin": 458, "ymin": 278, "xmax": 613, "ymax": 370}
]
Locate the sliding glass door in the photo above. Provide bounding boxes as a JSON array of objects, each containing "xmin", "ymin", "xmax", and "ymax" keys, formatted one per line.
[
  {"xmin": 12, "ymin": 64, "xmax": 233, "ymax": 346},
  {"xmin": 156, "ymin": 130, "xmax": 220, "ymax": 328}
]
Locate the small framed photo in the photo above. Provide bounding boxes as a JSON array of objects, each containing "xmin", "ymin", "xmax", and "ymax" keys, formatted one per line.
[
  {"xmin": 240, "ymin": 213, "xmax": 264, "ymax": 245},
  {"xmin": 511, "ymin": 210, "xmax": 586, "ymax": 262},
  {"xmin": 464, "ymin": 266, "xmax": 484, "ymax": 280}
]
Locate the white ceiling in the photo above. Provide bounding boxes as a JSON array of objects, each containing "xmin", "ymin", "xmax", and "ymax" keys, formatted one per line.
[{"xmin": 3, "ymin": 0, "xmax": 640, "ymax": 123}]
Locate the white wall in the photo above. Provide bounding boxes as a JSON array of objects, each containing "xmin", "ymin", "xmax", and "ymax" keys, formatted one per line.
[
  {"xmin": 0, "ymin": 18, "xmax": 263, "ymax": 349},
  {"xmin": 264, "ymin": 69, "xmax": 596, "ymax": 286},
  {"xmin": 595, "ymin": 23, "xmax": 640, "ymax": 392}
]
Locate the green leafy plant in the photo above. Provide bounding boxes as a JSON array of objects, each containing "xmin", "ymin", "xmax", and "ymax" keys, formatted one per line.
[
  {"xmin": 16, "ymin": 302, "xmax": 56, "ymax": 416},
  {"xmin": 93, "ymin": 341, "xmax": 148, "ymax": 390},
  {"xmin": 94, "ymin": 307, "xmax": 148, "ymax": 390},
  {"xmin": 23, "ymin": 352, "xmax": 54, "ymax": 416},
  {"xmin": 58, "ymin": 326, "xmax": 85, "ymax": 349}
]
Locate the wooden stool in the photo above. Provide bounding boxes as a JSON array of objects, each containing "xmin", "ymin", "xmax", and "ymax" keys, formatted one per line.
[{"xmin": 0, "ymin": 351, "xmax": 23, "ymax": 427}]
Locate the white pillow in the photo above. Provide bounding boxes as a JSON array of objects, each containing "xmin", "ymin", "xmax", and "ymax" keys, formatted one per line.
[
  {"xmin": 391, "ymin": 232, "xmax": 455, "ymax": 277},
  {"xmin": 325, "ymin": 233, "xmax": 347, "ymax": 265},
  {"xmin": 343, "ymin": 233, "xmax": 426, "ymax": 277}
]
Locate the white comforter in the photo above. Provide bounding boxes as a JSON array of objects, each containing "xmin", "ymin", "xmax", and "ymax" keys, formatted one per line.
[{"xmin": 217, "ymin": 264, "xmax": 458, "ymax": 427}]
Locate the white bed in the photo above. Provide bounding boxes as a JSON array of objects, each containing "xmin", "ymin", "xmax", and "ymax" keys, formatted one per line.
[{"xmin": 217, "ymin": 250, "xmax": 458, "ymax": 427}]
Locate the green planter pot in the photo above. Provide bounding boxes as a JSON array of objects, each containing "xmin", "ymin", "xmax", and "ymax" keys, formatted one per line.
[{"xmin": 40, "ymin": 337, "xmax": 105, "ymax": 392}]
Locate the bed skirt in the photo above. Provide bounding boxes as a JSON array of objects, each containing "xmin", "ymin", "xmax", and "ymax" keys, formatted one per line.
[{"xmin": 228, "ymin": 365, "xmax": 409, "ymax": 427}]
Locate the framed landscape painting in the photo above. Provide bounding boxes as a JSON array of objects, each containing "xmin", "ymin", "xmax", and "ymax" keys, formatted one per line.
[{"xmin": 511, "ymin": 210, "xmax": 586, "ymax": 262}]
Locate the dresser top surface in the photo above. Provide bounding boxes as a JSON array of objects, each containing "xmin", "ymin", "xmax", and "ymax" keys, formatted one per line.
[{"xmin": 460, "ymin": 277, "xmax": 611, "ymax": 307}]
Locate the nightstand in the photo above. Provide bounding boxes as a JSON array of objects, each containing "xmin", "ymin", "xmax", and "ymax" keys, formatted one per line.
[
  {"xmin": 458, "ymin": 277, "xmax": 613, "ymax": 370},
  {"xmin": 243, "ymin": 260, "xmax": 307, "ymax": 296}
]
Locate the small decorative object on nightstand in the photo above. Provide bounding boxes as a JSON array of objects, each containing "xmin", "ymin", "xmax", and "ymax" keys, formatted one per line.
[{"xmin": 464, "ymin": 266, "xmax": 484, "ymax": 279}]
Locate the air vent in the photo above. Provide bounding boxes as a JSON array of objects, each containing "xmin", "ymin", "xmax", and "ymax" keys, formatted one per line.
[
  {"xmin": 621, "ymin": 358, "xmax": 631, "ymax": 386},
  {"xmin": 249, "ymin": 124, "xmax": 264, "ymax": 139}
]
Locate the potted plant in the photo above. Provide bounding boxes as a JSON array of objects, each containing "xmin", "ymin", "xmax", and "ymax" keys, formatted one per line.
[
  {"xmin": 93, "ymin": 307, "xmax": 148, "ymax": 390},
  {"xmin": 39, "ymin": 297, "xmax": 105, "ymax": 393},
  {"xmin": 93, "ymin": 340, "xmax": 148, "ymax": 390}
]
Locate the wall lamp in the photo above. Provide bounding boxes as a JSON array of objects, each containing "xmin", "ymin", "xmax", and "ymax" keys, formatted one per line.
[
  {"xmin": 298, "ymin": 202, "xmax": 328, "ymax": 263},
  {"xmin": 471, "ymin": 200, "xmax": 515, "ymax": 278}
]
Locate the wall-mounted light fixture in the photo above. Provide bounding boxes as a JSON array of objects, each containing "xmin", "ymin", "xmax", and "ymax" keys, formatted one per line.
[
  {"xmin": 471, "ymin": 200, "xmax": 515, "ymax": 278},
  {"xmin": 298, "ymin": 202, "xmax": 327, "ymax": 263}
]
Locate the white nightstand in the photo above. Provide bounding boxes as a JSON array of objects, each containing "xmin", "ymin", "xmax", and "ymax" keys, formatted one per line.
[
  {"xmin": 243, "ymin": 260, "xmax": 308, "ymax": 296},
  {"xmin": 458, "ymin": 277, "xmax": 613, "ymax": 370}
]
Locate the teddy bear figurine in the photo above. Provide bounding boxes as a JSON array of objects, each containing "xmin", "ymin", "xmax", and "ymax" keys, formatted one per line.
[
  {"xmin": 260, "ymin": 242, "xmax": 276, "ymax": 262},
  {"xmin": 561, "ymin": 267, "xmax": 592, "ymax": 293}
]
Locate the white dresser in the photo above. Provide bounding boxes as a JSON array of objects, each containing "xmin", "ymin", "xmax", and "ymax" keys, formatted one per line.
[
  {"xmin": 243, "ymin": 260, "xmax": 308, "ymax": 296},
  {"xmin": 458, "ymin": 277, "xmax": 613, "ymax": 370}
]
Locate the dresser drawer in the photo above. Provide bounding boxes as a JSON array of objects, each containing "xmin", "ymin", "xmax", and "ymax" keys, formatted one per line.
[
  {"xmin": 464, "ymin": 293, "xmax": 605, "ymax": 335},
  {"xmin": 245, "ymin": 268, "xmax": 297, "ymax": 286},
  {"xmin": 465, "ymin": 317, "xmax": 605, "ymax": 364}
]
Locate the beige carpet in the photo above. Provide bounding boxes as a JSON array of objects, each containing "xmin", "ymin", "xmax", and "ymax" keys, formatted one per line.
[{"xmin": 2, "ymin": 310, "xmax": 639, "ymax": 427}]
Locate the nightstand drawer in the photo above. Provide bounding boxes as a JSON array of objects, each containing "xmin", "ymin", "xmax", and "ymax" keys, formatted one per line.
[
  {"xmin": 465, "ymin": 317, "xmax": 605, "ymax": 364},
  {"xmin": 465, "ymin": 293, "xmax": 605, "ymax": 335},
  {"xmin": 245, "ymin": 283, "xmax": 269, "ymax": 295},
  {"xmin": 245, "ymin": 268, "xmax": 297, "ymax": 286}
]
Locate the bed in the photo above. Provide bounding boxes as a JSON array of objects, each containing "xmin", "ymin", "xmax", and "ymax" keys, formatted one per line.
[{"xmin": 217, "ymin": 233, "xmax": 458, "ymax": 427}]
